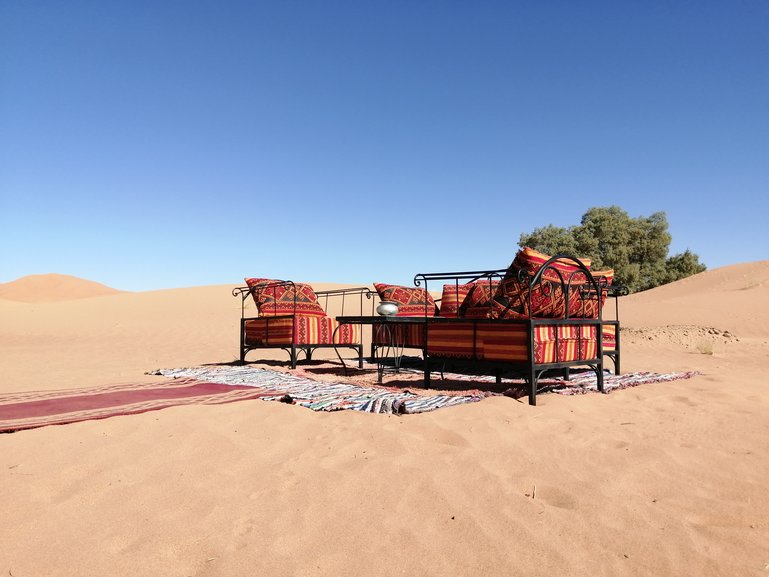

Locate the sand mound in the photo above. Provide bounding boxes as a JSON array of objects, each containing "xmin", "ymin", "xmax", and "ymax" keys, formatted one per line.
[
  {"xmin": 2, "ymin": 267, "xmax": 769, "ymax": 575},
  {"xmin": 0, "ymin": 273, "xmax": 122, "ymax": 302},
  {"xmin": 620, "ymin": 260, "xmax": 769, "ymax": 338},
  {"xmin": 622, "ymin": 325, "xmax": 741, "ymax": 356}
]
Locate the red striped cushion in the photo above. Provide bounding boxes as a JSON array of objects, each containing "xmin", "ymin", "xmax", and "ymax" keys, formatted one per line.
[
  {"xmin": 426, "ymin": 321, "xmax": 599, "ymax": 364},
  {"xmin": 372, "ymin": 324, "xmax": 426, "ymax": 348},
  {"xmin": 512, "ymin": 247, "xmax": 592, "ymax": 283},
  {"xmin": 438, "ymin": 283, "xmax": 474, "ymax": 318},
  {"xmin": 425, "ymin": 322, "xmax": 476, "ymax": 359},
  {"xmin": 602, "ymin": 323, "xmax": 617, "ymax": 350},
  {"xmin": 533, "ymin": 325, "xmax": 598, "ymax": 363},
  {"xmin": 244, "ymin": 316, "xmax": 360, "ymax": 345}
]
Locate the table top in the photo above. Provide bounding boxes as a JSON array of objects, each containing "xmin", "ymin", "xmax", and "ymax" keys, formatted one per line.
[{"xmin": 336, "ymin": 315, "xmax": 430, "ymax": 324}]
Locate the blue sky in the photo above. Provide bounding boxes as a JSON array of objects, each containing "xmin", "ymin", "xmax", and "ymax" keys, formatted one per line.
[{"xmin": 2, "ymin": 1, "xmax": 767, "ymax": 291}]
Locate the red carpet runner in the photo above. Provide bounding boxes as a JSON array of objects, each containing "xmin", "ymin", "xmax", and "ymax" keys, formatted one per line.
[{"xmin": 0, "ymin": 379, "xmax": 278, "ymax": 433}]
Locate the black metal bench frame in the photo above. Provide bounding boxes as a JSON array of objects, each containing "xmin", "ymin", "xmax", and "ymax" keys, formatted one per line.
[
  {"xmin": 404, "ymin": 254, "xmax": 624, "ymax": 405},
  {"xmin": 234, "ymin": 282, "xmax": 369, "ymax": 368}
]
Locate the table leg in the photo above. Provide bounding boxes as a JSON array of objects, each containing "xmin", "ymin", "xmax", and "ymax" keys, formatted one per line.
[{"xmin": 373, "ymin": 324, "xmax": 405, "ymax": 384}]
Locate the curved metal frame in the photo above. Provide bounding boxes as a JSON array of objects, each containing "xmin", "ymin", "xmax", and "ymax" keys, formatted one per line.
[
  {"xmin": 414, "ymin": 268, "xmax": 507, "ymax": 318},
  {"xmin": 416, "ymin": 254, "xmax": 615, "ymax": 405},
  {"xmin": 235, "ymin": 283, "xmax": 370, "ymax": 368}
]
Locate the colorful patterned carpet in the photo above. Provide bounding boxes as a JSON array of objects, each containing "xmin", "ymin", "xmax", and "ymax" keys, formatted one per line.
[{"xmin": 0, "ymin": 366, "xmax": 699, "ymax": 433}]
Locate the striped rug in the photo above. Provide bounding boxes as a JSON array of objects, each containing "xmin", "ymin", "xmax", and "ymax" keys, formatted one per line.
[
  {"xmin": 0, "ymin": 366, "xmax": 700, "ymax": 433},
  {"xmin": 153, "ymin": 366, "xmax": 487, "ymax": 415}
]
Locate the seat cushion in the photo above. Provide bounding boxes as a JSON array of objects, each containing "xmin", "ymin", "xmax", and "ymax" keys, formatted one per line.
[
  {"xmin": 426, "ymin": 320, "xmax": 599, "ymax": 364},
  {"xmin": 244, "ymin": 278, "xmax": 327, "ymax": 317},
  {"xmin": 602, "ymin": 322, "xmax": 617, "ymax": 351},
  {"xmin": 373, "ymin": 283, "xmax": 436, "ymax": 317},
  {"xmin": 244, "ymin": 316, "xmax": 360, "ymax": 346},
  {"xmin": 372, "ymin": 323, "xmax": 426, "ymax": 348},
  {"xmin": 533, "ymin": 325, "xmax": 598, "ymax": 363},
  {"xmin": 426, "ymin": 321, "xmax": 528, "ymax": 360}
]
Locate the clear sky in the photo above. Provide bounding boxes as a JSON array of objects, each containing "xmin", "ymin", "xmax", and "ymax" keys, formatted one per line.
[{"xmin": 2, "ymin": 1, "xmax": 767, "ymax": 291}]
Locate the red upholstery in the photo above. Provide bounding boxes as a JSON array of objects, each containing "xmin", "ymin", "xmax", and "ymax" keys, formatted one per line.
[
  {"xmin": 373, "ymin": 283, "xmax": 436, "ymax": 317},
  {"xmin": 244, "ymin": 278, "xmax": 327, "ymax": 317},
  {"xmin": 244, "ymin": 315, "xmax": 360, "ymax": 346},
  {"xmin": 511, "ymin": 247, "xmax": 592, "ymax": 283},
  {"xmin": 494, "ymin": 248, "xmax": 612, "ymax": 320},
  {"xmin": 461, "ymin": 280, "xmax": 500, "ymax": 318},
  {"xmin": 602, "ymin": 323, "xmax": 617, "ymax": 351},
  {"xmin": 438, "ymin": 283, "xmax": 474, "ymax": 318},
  {"xmin": 372, "ymin": 324, "xmax": 427, "ymax": 348},
  {"xmin": 426, "ymin": 321, "xmax": 599, "ymax": 364},
  {"xmin": 571, "ymin": 269, "xmax": 615, "ymax": 318}
]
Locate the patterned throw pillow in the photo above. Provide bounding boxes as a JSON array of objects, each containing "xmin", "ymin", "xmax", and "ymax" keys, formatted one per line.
[
  {"xmin": 438, "ymin": 283, "xmax": 474, "ymax": 318},
  {"xmin": 511, "ymin": 246, "xmax": 592, "ymax": 284},
  {"xmin": 493, "ymin": 248, "xmax": 596, "ymax": 319},
  {"xmin": 571, "ymin": 269, "xmax": 614, "ymax": 318},
  {"xmin": 461, "ymin": 280, "xmax": 500, "ymax": 319},
  {"xmin": 244, "ymin": 278, "xmax": 327, "ymax": 317},
  {"xmin": 373, "ymin": 283, "xmax": 437, "ymax": 317}
]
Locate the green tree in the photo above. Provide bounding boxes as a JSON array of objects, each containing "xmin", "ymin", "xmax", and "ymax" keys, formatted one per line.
[
  {"xmin": 664, "ymin": 250, "xmax": 707, "ymax": 283},
  {"xmin": 518, "ymin": 224, "xmax": 578, "ymax": 257},
  {"xmin": 518, "ymin": 206, "xmax": 706, "ymax": 292}
]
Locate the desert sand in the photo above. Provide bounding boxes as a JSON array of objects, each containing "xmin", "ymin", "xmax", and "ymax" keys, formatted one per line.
[{"xmin": 1, "ymin": 263, "xmax": 768, "ymax": 576}]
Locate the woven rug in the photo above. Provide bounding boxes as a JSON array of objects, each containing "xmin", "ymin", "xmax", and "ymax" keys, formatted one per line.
[
  {"xmin": 152, "ymin": 366, "xmax": 488, "ymax": 415},
  {"xmin": 0, "ymin": 366, "xmax": 700, "ymax": 433},
  {"xmin": 0, "ymin": 379, "xmax": 286, "ymax": 434}
]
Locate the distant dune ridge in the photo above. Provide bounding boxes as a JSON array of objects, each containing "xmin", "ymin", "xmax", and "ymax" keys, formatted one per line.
[{"xmin": 0, "ymin": 273, "xmax": 122, "ymax": 302}]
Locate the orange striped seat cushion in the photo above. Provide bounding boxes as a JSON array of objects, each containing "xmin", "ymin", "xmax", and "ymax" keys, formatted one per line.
[
  {"xmin": 244, "ymin": 316, "xmax": 360, "ymax": 346},
  {"xmin": 533, "ymin": 325, "xmax": 598, "ymax": 363},
  {"xmin": 372, "ymin": 324, "xmax": 426, "ymax": 348},
  {"xmin": 426, "ymin": 321, "xmax": 599, "ymax": 364},
  {"xmin": 602, "ymin": 323, "xmax": 617, "ymax": 350}
]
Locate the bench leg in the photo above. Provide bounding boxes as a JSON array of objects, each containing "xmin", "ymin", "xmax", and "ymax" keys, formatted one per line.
[{"xmin": 528, "ymin": 367, "xmax": 537, "ymax": 406}]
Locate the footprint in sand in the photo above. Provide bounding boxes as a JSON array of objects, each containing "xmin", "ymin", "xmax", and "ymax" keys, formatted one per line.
[
  {"xmin": 673, "ymin": 395, "xmax": 696, "ymax": 407},
  {"xmin": 430, "ymin": 428, "xmax": 470, "ymax": 448},
  {"xmin": 536, "ymin": 486, "xmax": 578, "ymax": 510},
  {"xmin": 226, "ymin": 517, "xmax": 257, "ymax": 552}
]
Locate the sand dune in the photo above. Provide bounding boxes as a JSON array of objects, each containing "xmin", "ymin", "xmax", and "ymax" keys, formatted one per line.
[
  {"xmin": 0, "ymin": 273, "xmax": 123, "ymax": 302},
  {"xmin": 1, "ymin": 264, "xmax": 768, "ymax": 576},
  {"xmin": 620, "ymin": 261, "xmax": 769, "ymax": 337}
]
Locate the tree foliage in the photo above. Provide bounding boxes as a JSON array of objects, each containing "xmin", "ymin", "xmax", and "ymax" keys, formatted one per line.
[{"xmin": 519, "ymin": 206, "xmax": 706, "ymax": 292}]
